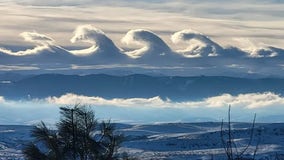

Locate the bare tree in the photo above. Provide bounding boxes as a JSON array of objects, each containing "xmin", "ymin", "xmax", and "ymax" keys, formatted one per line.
[{"xmin": 221, "ymin": 105, "xmax": 259, "ymax": 160}]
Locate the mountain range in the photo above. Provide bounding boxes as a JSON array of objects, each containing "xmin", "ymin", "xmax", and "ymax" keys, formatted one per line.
[{"xmin": 1, "ymin": 74, "xmax": 283, "ymax": 100}]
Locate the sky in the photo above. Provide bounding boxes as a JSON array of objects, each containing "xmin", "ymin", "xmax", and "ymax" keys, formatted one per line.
[
  {"xmin": 0, "ymin": 0, "xmax": 283, "ymax": 48},
  {"xmin": 0, "ymin": 1, "xmax": 284, "ymax": 124}
]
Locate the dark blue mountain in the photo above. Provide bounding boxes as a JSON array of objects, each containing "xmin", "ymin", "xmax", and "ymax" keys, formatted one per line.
[{"xmin": 0, "ymin": 74, "xmax": 284, "ymax": 101}]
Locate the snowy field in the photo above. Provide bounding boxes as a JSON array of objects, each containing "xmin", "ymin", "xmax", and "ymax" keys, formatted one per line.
[{"xmin": 0, "ymin": 123, "xmax": 284, "ymax": 160}]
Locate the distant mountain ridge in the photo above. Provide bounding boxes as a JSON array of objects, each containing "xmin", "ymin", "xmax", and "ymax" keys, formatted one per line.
[{"xmin": 0, "ymin": 74, "xmax": 284, "ymax": 100}]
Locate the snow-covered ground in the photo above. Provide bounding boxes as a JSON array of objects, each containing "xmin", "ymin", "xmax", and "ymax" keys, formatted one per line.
[{"xmin": 0, "ymin": 123, "xmax": 284, "ymax": 160}]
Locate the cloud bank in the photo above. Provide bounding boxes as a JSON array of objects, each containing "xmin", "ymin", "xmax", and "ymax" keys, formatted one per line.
[
  {"xmin": 46, "ymin": 92, "xmax": 284, "ymax": 109},
  {"xmin": 0, "ymin": 92, "xmax": 284, "ymax": 124}
]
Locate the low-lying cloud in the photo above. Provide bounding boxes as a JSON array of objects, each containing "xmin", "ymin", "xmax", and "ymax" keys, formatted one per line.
[
  {"xmin": 46, "ymin": 92, "xmax": 284, "ymax": 109},
  {"xmin": 0, "ymin": 92, "xmax": 284, "ymax": 124}
]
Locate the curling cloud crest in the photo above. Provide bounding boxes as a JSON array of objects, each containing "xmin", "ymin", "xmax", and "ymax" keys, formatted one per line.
[
  {"xmin": 0, "ymin": 32, "xmax": 54, "ymax": 56},
  {"xmin": 121, "ymin": 29, "xmax": 174, "ymax": 59},
  {"xmin": 171, "ymin": 29, "xmax": 223, "ymax": 57},
  {"xmin": 233, "ymin": 38, "xmax": 281, "ymax": 58},
  {"xmin": 70, "ymin": 25, "xmax": 121, "ymax": 57},
  {"xmin": 20, "ymin": 32, "xmax": 54, "ymax": 45}
]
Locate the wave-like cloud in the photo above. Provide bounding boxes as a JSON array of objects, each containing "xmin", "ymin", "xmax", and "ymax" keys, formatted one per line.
[
  {"xmin": 70, "ymin": 25, "xmax": 123, "ymax": 58},
  {"xmin": 0, "ymin": 25, "xmax": 284, "ymax": 76},
  {"xmin": 247, "ymin": 46, "xmax": 284, "ymax": 58},
  {"xmin": 0, "ymin": 31, "xmax": 77, "ymax": 66},
  {"xmin": 121, "ymin": 29, "xmax": 175, "ymax": 59},
  {"xmin": 0, "ymin": 32, "xmax": 54, "ymax": 56},
  {"xmin": 233, "ymin": 38, "xmax": 281, "ymax": 58},
  {"xmin": 20, "ymin": 32, "xmax": 54, "ymax": 45},
  {"xmin": 0, "ymin": 26, "xmax": 282, "ymax": 60},
  {"xmin": 171, "ymin": 29, "xmax": 223, "ymax": 57}
]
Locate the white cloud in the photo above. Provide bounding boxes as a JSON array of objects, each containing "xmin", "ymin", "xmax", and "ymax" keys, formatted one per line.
[
  {"xmin": 70, "ymin": 25, "xmax": 107, "ymax": 44},
  {"xmin": 0, "ymin": 65, "xmax": 39, "ymax": 71},
  {"xmin": 0, "ymin": 45, "xmax": 49, "ymax": 56},
  {"xmin": 0, "ymin": 96, "xmax": 5, "ymax": 103},
  {"xmin": 0, "ymin": 92, "xmax": 284, "ymax": 124},
  {"xmin": 171, "ymin": 29, "xmax": 223, "ymax": 57},
  {"xmin": 202, "ymin": 92, "xmax": 284, "ymax": 109},
  {"xmin": 20, "ymin": 32, "xmax": 54, "ymax": 45},
  {"xmin": 46, "ymin": 93, "xmax": 166, "ymax": 108},
  {"xmin": 70, "ymin": 64, "xmax": 184, "ymax": 70},
  {"xmin": 45, "ymin": 92, "xmax": 284, "ymax": 110},
  {"xmin": 233, "ymin": 38, "xmax": 279, "ymax": 57},
  {"xmin": 121, "ymin": 29, "xmax": 175, "ymax": 59},
  {"xmin": 69, "ymin": 25, "xmax": 122, "ymax": 58},
  {"xmin": 0, "ymin": 32, "xmax": 53, "ymax": 56}
]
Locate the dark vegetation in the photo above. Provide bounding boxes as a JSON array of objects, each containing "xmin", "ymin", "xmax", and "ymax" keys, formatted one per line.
[{"xmin": 23, "ymin": 105, "xmax": 125, "ymax": 160}]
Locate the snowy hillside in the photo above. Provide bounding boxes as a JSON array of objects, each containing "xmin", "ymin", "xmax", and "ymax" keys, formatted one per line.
[{"xmin": 1, "ymin": 123, "xmax": 284, "ymax": 160}]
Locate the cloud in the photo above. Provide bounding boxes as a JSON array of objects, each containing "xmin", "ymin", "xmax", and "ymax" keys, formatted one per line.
[
  {"xmin": 16, "ymin": 0, "xmax": 95, "ymax": 6},
  {"xmin": 0, "ymin": 25, "xmax": 283, "ymax": 77},
  {"xmin": 0, "ymin": 96, "xmax": 5, "ymax": 103},
  {"xmin": 46, "ymin": 93, "xmax": 166, "ymax": 108},
  {"xmin": 202, "ymin": 92, "xmax": 284, "ymax": 109},
  {"xmin": 20, "ymin": 32, "xmax": 54, "ymax": 45},
  {"xmin": 1, "ymin": 0, "xmax": 284, "ymax": 50},
  {"xmin": 46, "ymin": 92, "xmax": 284, "ymax": 110},
  {"xmin": 70, "ymin": 64, "xmax": 184, "ymax": 70},
  {"xmin": 0, "ymin": 46, "xmax": 49, "ymax": 56},
  {"xmin": 0, "ymin": 92, "xmax": 284, "ymax": 124},
  {"xmin": 233, "ymin": 38, "xmax": 281, "ymax": 58},
  {"xmin": 69, "ymin": 25, "xmax": 122, "ymax": 58},
  {"xmin": 0, "ymin": 32, "xmax": 53, "ymax": 56},
  {"xmin": 121, "ymin": 29, "xmax": 174, "ymax": 59},
  {"xmin": 0, "ymin": 65, "xmax": 39, "ymax": 71},
  {"xmin": 171, "ymin": 29, "xmax": 223, "ymax": 57}
]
